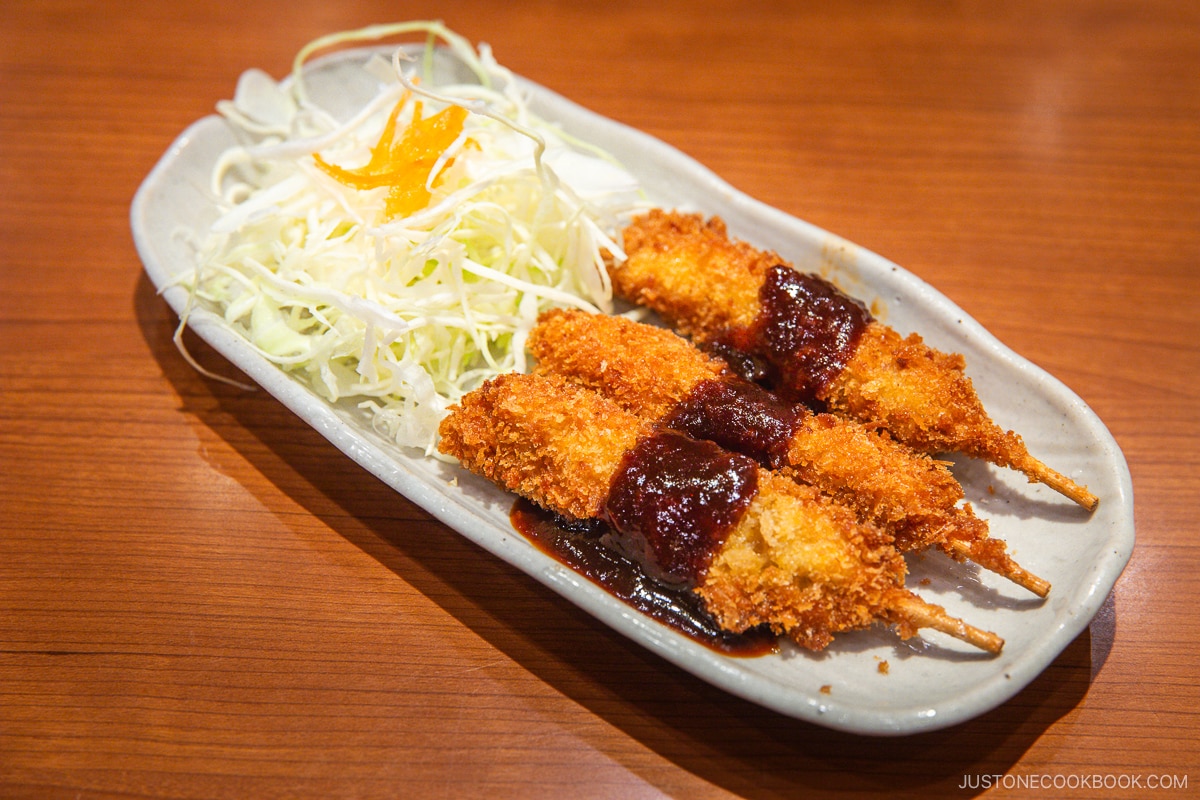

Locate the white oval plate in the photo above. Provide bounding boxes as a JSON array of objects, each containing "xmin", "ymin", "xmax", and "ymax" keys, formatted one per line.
[{"xmin": 131, "ymin": 46, "xmax": 1134, "ymax": 735}]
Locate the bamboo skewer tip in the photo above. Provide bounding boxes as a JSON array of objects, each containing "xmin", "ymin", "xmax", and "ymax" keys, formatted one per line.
[
  {"xmin": 1019, "ymin": 453, "xmax": 1099, "ymax": 511},
  {"xmin": 944, "ymin": 538, "xmax": 1052, "ymax": 598},
  {"xmin": 889, "ymin": 594, "xmax": 1005, "ymax": 655}
]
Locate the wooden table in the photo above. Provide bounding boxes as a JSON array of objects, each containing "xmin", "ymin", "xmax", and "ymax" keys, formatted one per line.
[{"xmin": 3, "ymin": 1, "xmax": 1197, "ymax": 797}]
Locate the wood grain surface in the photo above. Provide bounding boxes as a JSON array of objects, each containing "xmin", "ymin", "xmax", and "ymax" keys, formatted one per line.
[{"xmin": 2, "ymin": 1, "xmax": 1197, "ymax": 797}]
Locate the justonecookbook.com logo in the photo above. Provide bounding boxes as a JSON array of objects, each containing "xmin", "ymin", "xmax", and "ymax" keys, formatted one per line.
[{"xmin": 958, "ymin": 773, "xmax": 1188, "ymax": 791}]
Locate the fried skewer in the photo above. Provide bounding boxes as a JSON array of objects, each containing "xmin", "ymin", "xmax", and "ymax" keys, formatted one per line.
[
  {"xmin": 528, "ymin": 308, "xmax": 1049, "ymax": 597},
  {"xmin": 438, "ymin": 372, "xmax": 1004, "ymax": 654},
  {"xmin": 612, "ymin": 209, "xmax": 1097, "ymax": 511}
]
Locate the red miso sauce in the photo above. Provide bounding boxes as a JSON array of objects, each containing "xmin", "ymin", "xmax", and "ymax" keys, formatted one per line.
[
  {"xmin": 510, "ymin": 500, "xmax": 778, "ymax": 657},
  {"xmin": 664, "ymin": 377, "xmax": 805, "ymax": 470},
  {"xmin": 757, "ymin": 265, "xmax": 871, "ymax": 403},
  {"xmin": 603, "ymin": 431, "xmax": 759, "ymax": 585}
]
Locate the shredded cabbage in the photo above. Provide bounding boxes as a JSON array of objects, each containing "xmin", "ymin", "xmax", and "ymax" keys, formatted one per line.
[{"xmin": 177, "ymin": 21, "xmax": 645, "ymax": 456}]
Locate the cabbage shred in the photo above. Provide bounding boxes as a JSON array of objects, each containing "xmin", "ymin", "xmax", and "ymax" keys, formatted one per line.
[{"xmin": 179, "ymin": 22, "xmax": 643, "ymax": 455}]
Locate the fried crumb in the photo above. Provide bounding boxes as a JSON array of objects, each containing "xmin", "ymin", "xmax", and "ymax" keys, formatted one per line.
[
  {"xmin": 920, "ymin": 577, "xmax": 931, "ymax": 586},
  {"xmin": 617, "ymin": 209, "xmax": 1096, "ymax": 509},
  {"xmin": 877, "ymin": 660, "xmax": 890, "ymax": 675},
  {"xmin": 439, "ymin": 372, "xmax": 907, "ymax": 652},
  {"xmin": 530, "ymin": 307, "xmax": 980, "ymax": 559},
  {"xmin": 820, "ymin": 684, "xmax": 832, "ymax": 695}
]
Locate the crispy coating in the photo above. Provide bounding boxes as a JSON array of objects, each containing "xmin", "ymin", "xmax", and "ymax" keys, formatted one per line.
[
  {"xmin": 783, "ymin": 411, "xmax": 973, "ymax": 549},
  {"xmin": 699, "ymin": 468, "xmax": 904, "ymax": 650},
  {"xmin": 438, "ymin": 371, "xmax": 907, "ymax": 650},
  {"xmin": 529, "ymin": 308, "xmax": 725, "ymax": 421},
  {"xmin": 530, "ymin": 309, "xmax": 972, "ymax": 553},
  {"xmin": 615, "ymin": 209, "xmax": 768, "ymax": 337},
  {"xmin": 782, "ymin": 412, "xmax": 1044, "ymax": 594},
  {"xmin": 829, "ymin": 323, "xmax": 1027, "ymax": 469},
  {"xmin": 437, "ymin": 372, "xmax": 645, "ymax": 520},
  {"xmin": 616, "ymin": 209, "xmax": 1096, "ymax": 509}
]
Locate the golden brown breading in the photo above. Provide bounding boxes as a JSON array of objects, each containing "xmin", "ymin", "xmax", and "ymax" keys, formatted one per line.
[
  {"xmin": 437, "ymin": 372, "xmax": 646, "ymax": 520},
  {"xmin": 615, "ymin": 210, "xmax": 767, "ymax": 336},
  {"xmin": 529, "ymin": 308, "xmax": 725, "ymax": 421},
  {"xmin": 529, "ymin": 309, "xmax": 959, "ymax": 543},
  {"xmin": 530, "ymin": 309, "xmax": 1047, "ymax": 596},
  {"xmin": 615, "ymin": 209, "xmax": 1097, "ymax": 510},
  {"xmin": 699, "ymin": 468, "xmax": 902, "ymax": 650},
  {"xmin": 438, "ymin": 372, "xmax": 1003, "ymax": 653},
  {"xmin": 783, "ymin": 412, "xmax": 1046, "ymax": 595},
  {"xmin": 783, "ymin": 411, "xmax": 967, "ymax": 544},
  {"xmin": 830, "ymin": 324, "xmax": 1043, "ymax": 487}
]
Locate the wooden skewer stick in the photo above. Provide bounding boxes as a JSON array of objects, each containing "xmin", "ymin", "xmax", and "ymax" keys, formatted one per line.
[
  {"xmin": 1018, "ymin": 453, "xmax": 1098, "ymax": 511},
  {"xmin": 945, "ymin": 538, "xmax": 1051, "ymax": 598},
  {"xmin": 889, "ymin": 594, "xmax": 1005, "ymax": 655}
]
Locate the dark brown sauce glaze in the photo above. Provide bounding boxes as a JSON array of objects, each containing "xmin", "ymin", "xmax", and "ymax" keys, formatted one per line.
[
  {"xmin": 757, "ymin": 265, "xmax": 872, "ymax": 403},
  {"xmin": 603, "ymin": 430, "xmax": 759, "ymax": 585},
  {"xmin": 511, "ymin": 499, "xmax": 778, "ymax": 657},
  {"xmin": 664, "ymin": 378, "xmax": 804, "ymax": 470},
  {"xmin": 701, "ymin": 341, "xmax": 774, "ymax": 386}
]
